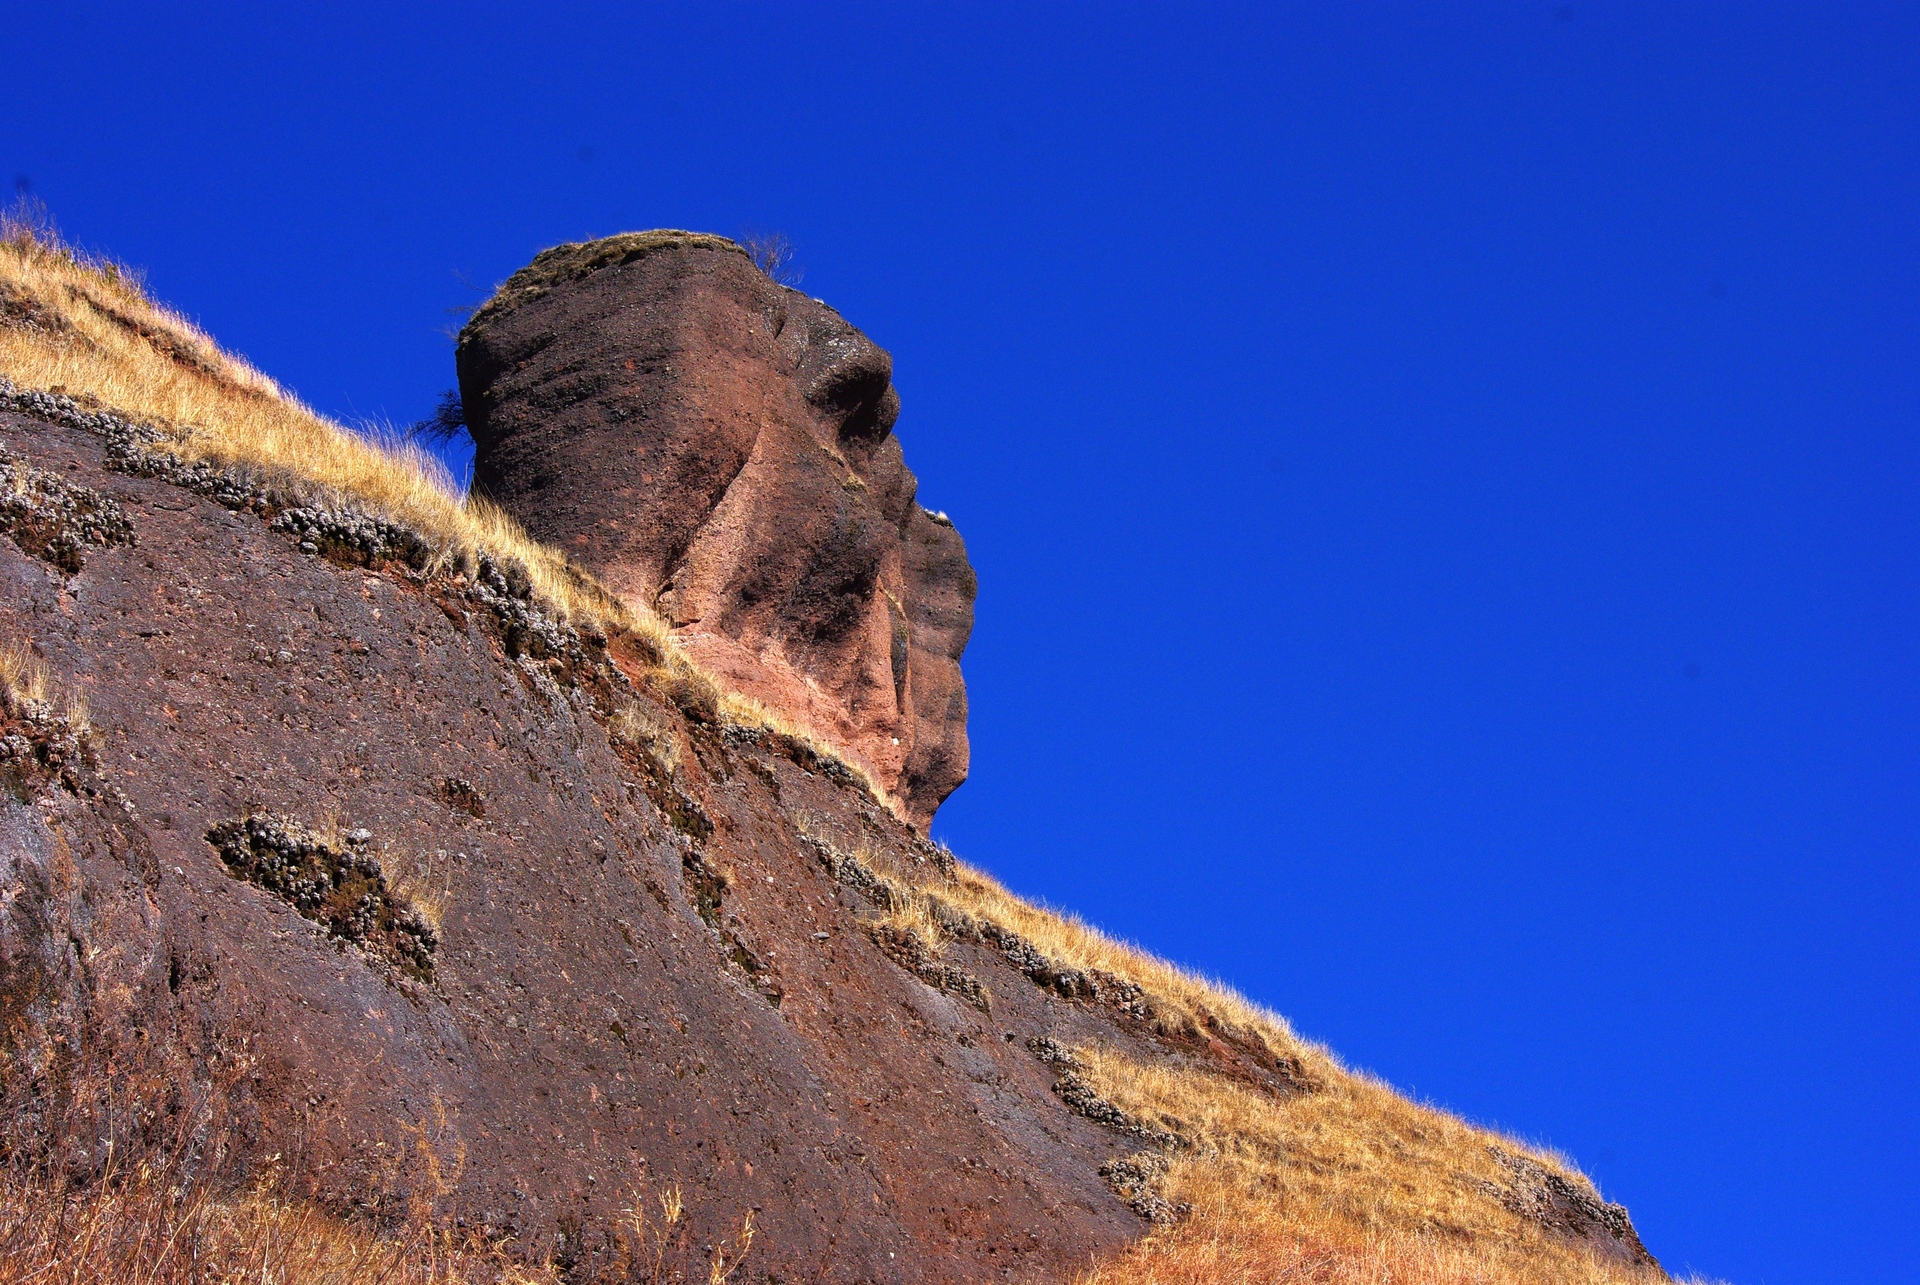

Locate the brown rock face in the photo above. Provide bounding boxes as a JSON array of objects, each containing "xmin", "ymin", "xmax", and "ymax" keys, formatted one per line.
[
  {"xmin": 457, "ymin": 233, "xmax": 974, "ymax": 825},
  {"xmin": 0, "ymin": 381, "xmax": 1663, "ymax": 1283},
  {"xmin": 0, "ymin": 400, "xmax": 1163, "ymax": 1283}
]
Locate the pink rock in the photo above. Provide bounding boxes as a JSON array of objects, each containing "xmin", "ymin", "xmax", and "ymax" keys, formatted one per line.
[{"xmin": 458, "ymin": 232, "xmax": 974, "ymax": 824}]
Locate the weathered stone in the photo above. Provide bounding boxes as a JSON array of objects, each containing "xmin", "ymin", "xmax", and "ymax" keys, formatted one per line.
[
  {"xmin": 0, "ymin": 401, "xmax": 1168, "ymax": 1283},
  {"xmin": 457, "ymin": 233, "xmax": 975, "ymax": 824}
]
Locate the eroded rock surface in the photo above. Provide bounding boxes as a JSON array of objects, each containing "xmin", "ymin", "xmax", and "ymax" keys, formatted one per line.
[
  {"xmin": 0, "ymin": 401, "xmax": 1208, "ymax": 1283},
  {"xmin": 0, "ymin": 353, "xmax": 1664, "ymax": 1285},
  {"xmin": 1484, "ymin": 1145, "xmax": 1661, "ymax": 1269},
  {"xmin": 456, "ymin": 232, "xmax": 974, "ymax": 825}
]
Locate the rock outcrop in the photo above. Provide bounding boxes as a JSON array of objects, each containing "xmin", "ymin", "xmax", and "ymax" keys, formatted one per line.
[
  {"xmin": 456, "ymin": 233, "xmax": 974, "ymax": 826},
  {"xmin": 0, "ymin": 255, "xmax": 1668, "ymax": 1281}
]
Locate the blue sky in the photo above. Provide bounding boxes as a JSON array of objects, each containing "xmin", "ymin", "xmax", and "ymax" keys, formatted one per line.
[{"xmin": 10, "ymin": 4, "xmax": 1917, "ymax": 1279}]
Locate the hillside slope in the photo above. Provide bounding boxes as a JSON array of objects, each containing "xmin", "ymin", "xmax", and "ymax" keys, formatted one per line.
[{"xmin": 0, "ymin": 216, "xmax": 1678, "ymax": 1284}]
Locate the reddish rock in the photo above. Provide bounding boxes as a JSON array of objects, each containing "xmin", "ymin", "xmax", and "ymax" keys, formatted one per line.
[
  {"xmin": 456, "ymin": 233, "xmax": 974, "ymax": 825},
  {"xmin": 0, "ymin": 378, "xmax": 1661, "ymax": 1284},
  {"xmin": 1, "ymin": 398, "xmax": 1280, "ymax": 1283}
]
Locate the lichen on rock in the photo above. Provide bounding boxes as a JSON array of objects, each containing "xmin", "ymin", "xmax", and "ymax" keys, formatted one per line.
[
  {"xmin": 204, "ymin": 814, "xmax": 437, "ymax": 981},
  {"xmin": 0, "ymin": 439, "xmax": 134, "ymax": 572}
]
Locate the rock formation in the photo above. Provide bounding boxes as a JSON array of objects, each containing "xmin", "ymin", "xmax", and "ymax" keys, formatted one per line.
[
  {"xmin": 0, "ymin": 237, "xmax": 1666, "ymax": 1282},
  {"xmin": 456, "ymin": 233, "xmax": 974, "ymax": 826}
]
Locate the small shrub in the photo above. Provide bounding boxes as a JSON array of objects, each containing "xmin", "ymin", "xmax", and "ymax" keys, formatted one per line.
[
  {"xmin": 661, "ymin": 667, "xmax": 720, "ymax": 724},
  {"xmin": 407, "ymin": 388, "xmax": 470, "ymax": 451},
  {"xmin": 739, "ymin": 230, "xmax": 801, "ymax": 287}
]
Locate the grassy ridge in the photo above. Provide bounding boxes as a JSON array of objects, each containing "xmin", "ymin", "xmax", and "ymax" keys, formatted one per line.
[
  {"xmin": 0, "ymin": 209, "xmax": 1698, "ymax": 1285},
  {"xmin": 0, "ymin": 204, "xmax": 890, "ymax": 811}
]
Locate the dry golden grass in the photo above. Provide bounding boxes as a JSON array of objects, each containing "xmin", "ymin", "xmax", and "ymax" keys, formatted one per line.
[
  {"xmin": 0, "ymin": 1167, "xmax": 550, "ymax": 1285},
  {"xmin": 0, "ymin": 637, "xmax": 49, "ymax": 708},
  {"xmin": 716, "ymin": 686, "xmax": 900, "ymax": 816},
  {"xmin": 0, "ymin": 636, "xmax": 88, "ymax": 731},
  {"xmin": 614, "ymin": 1183, "xmax": 757, "ymax": 1285},
  {"xmin": 0, "ymin": 207, "xmax": 668, "ymax": 638},
  {"xmin": 941, "ymin": 860, "xmax": 1304, "ymax": 1048},
  {"xmin": 0, "ymin": 1116, "xmax": 758, "ymax": 1285},
  {"xmin": 797, "ymin": 817, "xmax": 1280, "ymax": 1043},
  {"xmin": 390, "ymin": 859, "xmax": 455, "ymax": 933},
  {"xmin": 870, "ymin": 884, "xmax": 951, "ymax": 957},
  {"xmin": 610, "ymin": 698, "xmax": 684, "ymax": 775},
  {"xmin": 783, "ymin": 822, "xmax": 1683, "ymax": 1285},
  {"xmin": 1079, "ymin": 1194, "xmax": 1723, "ymax": 1285},
  {"xmin": 0, "ymin": 205, "xmax": 876, "ymax": 790},
  {"xmin": 0, "ymin": 1136, "xmax": 761, "ymax": 1285},
  {"xmin": 0, "ymin": 1035, "xmax": 758, "ymax": 1285},
  {"xmin": 0, "ymin": 1035, "xmax": 549, "ymax": 1285},
  {"xmin": 0, "ymin": 208, "xmax": 1692, "ymax": 1284},
  {"xmin": 1069, "ymin": 1046, "xmax": 1683, "ymax": 1285}
]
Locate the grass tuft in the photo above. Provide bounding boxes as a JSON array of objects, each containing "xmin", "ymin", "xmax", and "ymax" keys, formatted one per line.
[{"xmin": 0, "ymin": 638, "xmax": 49, "ymax": 709}]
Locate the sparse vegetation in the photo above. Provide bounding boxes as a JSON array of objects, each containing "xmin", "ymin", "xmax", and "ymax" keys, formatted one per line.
[
  {"xmin": 718, "ymin": 686, "xmax": 900, "ymax": 815},
  {"xmin": 800, "ymin": 817, "xmax": 1298, "ymax": 1047},
  {"xmin": 611, "ymin": 1184, "xmax": 756, "ymax": 1285},
  {"xmin": 206, "ymin": 814, "xmax": 441, "ymax": 981},
  {"xmin": 610, "ymin": 698, "xmax": 683, "ymax": 776},
  {"xmin": 463, "ymin": 230, "xmax": 746, "ymax": 335},
  {"xmin": 0, "ymin": 210, "xmax": 1684, "ymax": 1283},
  {"xmin": 0, "ymin": 1030, "xmax": 553, "ymax": 1285},
  {"xmin": 788, "ymin": 818, "xmax": 1669, "ymax": 1285},
  {"xmin": 0, "ymin": 1023, "xmax": 764, "ymax": 1285},
  {"xmin": 1079, "ymin": 1213, "xmax": 1719, "ymax": 1285},
  {"xmin": 869, "ymin": 884, "xmax": 949, "ymax": 959},
  {"xmin": 0, "ymin": 638, "xmax": 49, "ymax": 710},
  {"xmin": 0, "ymin": 201, "xmax": 647, "ymax": 636},
  {"xmin": 739, "ymin": 230, "xmax": 801, "ymax": 288},
  {"xmin": 0, "ymin": 1164, "xmax": 549, "ymax": 1285},
  {"xmin": 0, "ymin": 436, "xmax": 135, "ymax": 572},
  {"xmin": 408, "ymin": 388, "xmax": 469, "ymax": 449},
  {"xmin": 0, "ymin": 203, "xmax": 881, "ymax": 809},
  {"xmin": 1, "ymin": 636, "xmax": 89, "ymax": 735},
  {"xmin": 390, "ymin": 863, "xmax": 454, "ymax": 934},
  {"xmin": 1070, "ymin": 1044, "xmax": 1682, "ymax": 1285}
]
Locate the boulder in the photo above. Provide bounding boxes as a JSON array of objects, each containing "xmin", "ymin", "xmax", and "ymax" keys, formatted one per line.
[{"xmin": 457, "ymin": 233, "xmax": 974, "ymax": 824}]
